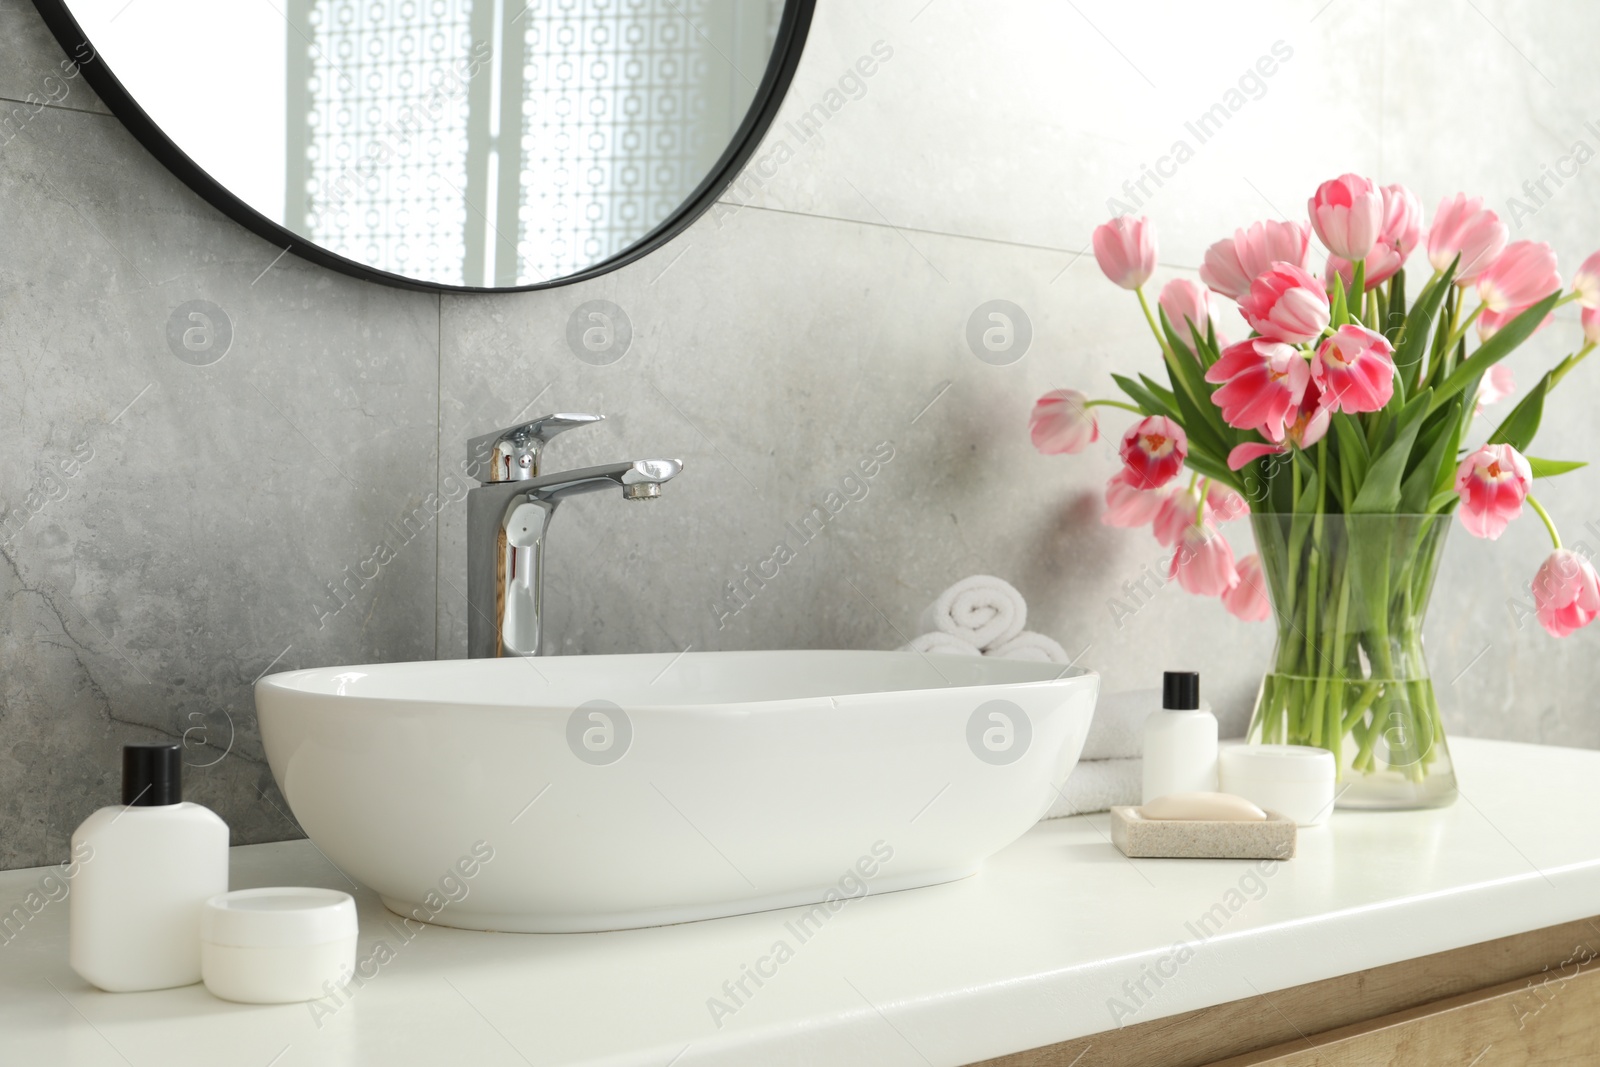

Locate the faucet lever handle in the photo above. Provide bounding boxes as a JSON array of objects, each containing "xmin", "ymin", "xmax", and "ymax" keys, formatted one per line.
[{"xmin": 467, "ymin": 412, "xmax": 604, "ymax": 483}]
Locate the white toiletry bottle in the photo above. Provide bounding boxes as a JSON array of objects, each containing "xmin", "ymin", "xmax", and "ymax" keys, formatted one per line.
[
  {"xmin": 1142, "ymin": 671, "xmax": 1219, "ymax": 803},
  {"xmin": 69, "ymin": 742, "xmax": 229, "ymax": 992}
]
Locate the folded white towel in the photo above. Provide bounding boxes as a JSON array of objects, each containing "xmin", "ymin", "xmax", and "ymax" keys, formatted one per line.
[
  {"xmin": 1080, "ymin": 689, "xmax": 1214, "ymax": 761},
  {"xmin": 899, "ymin": 632, "xmax": 982, "ymax": 657},
  {"xmin": 918, "ymin": 575, "xmax": 1027, "ymax": 651},
  {"xmin": 1082, "ymin": 688, "xmax": 1156, "ymax": 761},
  {"xmin": 986, "ymin": 630, "xmax": 1070, "ymax": 664},
  {"xmin": 1046, "ymin": 757, "xmax": 1142, "ymax": 818}
]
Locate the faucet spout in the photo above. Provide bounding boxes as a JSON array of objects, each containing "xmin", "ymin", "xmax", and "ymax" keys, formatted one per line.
[
  {"xmin": 520, "ymin": 459, "xmax": 683, "ymax": 503},
  {"xmin": 465, "ymin": 454, "xmax": 683, "ymax": 658}
]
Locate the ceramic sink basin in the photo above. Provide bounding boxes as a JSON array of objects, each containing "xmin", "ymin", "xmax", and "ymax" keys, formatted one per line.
[{"xmin": 256, "ymin": 650, "xmax": 1097, "ymax": 932}]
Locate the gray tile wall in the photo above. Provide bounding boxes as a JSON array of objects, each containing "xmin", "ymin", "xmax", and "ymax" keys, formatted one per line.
[{"xmin": 3, "ymin": 0, "xmax": 1597, "ymax": 870}]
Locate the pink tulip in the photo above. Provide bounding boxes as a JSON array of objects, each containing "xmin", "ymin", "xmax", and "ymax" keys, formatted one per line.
[
  {"xmin": 1118, "ymin": 416, "xmax": 1187, "ymax": 490},
  {"xmin": 1453, "ymin": 444, "xmax": 1532, "ymax": 540},
  {"xmin": 1325, "ymin": 255, "xmax": 1384, "ymax": 294},
  {"xmin": 1153, "ymin": 485, "xmax": 1210, "ymax": 548},
  {"xmin": 1154, "ymin": 481, "xmax": 1250, "ymax": 548},
  {"xmin": 1426, "ymin": 193, "xmax": 1508, "ymax": 285},
  {"xmin": 1205, "ymin": 338, "xmax": 1309, "ymax": 440},
  {"xmin": 1325, "ymin": 186, "xmax": 1418, "ymax": 291},
  {"xmin": 1102, "ymin": 472, "xmax": 1170, "ymax": 528},
  {"xmin": 1477, "ymin": 240, "xmax": 1560, "ymax": 314},
  {"xmin": 1029, "ymin": 390, "xmax": 1099, "ymax": 455},
  {"xmin": 1282, "ymin": 378, "xmax": 1334, "ymax": 448},
  {"xmin": 1227, "ymin": 378, "xmax": 1334, "ymax": 469},
  {"xmin": 1532, "ymin": 549, "xmax": 1600, "ymax": 637},
  {"xmin": 1573, "ymin": 251, "xmax": 1600, "ymax": 309},
  {"xmin": 1477, "ymin": 304, "xmax": 1553, "ymax": 343},
  {"xmin": 1199, "ymin": 220, "xmax": 1312, "ymax": 301},
  {"xmin": 1308, "ymin": 173, "xmax": 1384, "ymax": 261},
  {"xmin": 1584, "ymin": 306, "xmax": 1600, "ymax": 345},
  {"xmin": 1159, "ymin": 278, "xmax": 1225, "ymax": 353},
  {"xmin": 1223, "ymin": 553, "xmax": 1272, "ymax": 622},
  {"xmin": 1238, "ymin": 262, "xmax": 1331, "ymax": 345},
  {"xmin": 1207, "ymin": 482, "xmax": 1250, "ymax": 523},
  {"xmin": 1380, "ymin": 184, "xmax": 1423, "ymax": 258},
  {"xmin": 1169, "ymin": 523, "xmax": 1239, "ymax": 597},
  {"xmin": 1474, "ymin": 364, "xmax": 1515, "ymax": 415},
  {"xmin": 1199, "ymin": 240, "xmax": 1254, "ymax": 303},
  {"xmin": 1313, "ymin": 324, "xmax": 1396, "ymax": 414},
  {"xmin": 1228, "ymin": 441, "xmax": 1285, "ymax": 469},
  {"xmin": 1476, "ymin": 307, "xmax": 1511, "ymax": 343},
  {"xmin": 1093, "ymin": 216, "xmax": 1157, "ymax": 290}
]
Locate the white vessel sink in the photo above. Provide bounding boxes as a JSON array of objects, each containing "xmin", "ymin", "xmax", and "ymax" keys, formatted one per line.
[{"xmin": 256, "ymin": 650, "xmax": 1097, "ymax": 933}]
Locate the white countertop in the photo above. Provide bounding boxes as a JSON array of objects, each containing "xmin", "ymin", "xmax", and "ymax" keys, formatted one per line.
[{"xmin": 3, "ymin": 736, "xmax": 1597, "ymax": 1066}]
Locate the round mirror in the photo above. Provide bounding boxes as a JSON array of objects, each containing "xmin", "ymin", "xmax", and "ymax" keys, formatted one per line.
[{"xmin": 34, "ymin": 0, "xmax": 813, "ymax": 291}]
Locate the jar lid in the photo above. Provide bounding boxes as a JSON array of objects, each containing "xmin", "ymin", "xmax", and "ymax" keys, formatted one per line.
[
  {"xmin": 201, "ymin": 887, "xmax": 358, "ymax": 948},
  {"xmin": 1220, "ymin": 743, "xmax": 1335, "ymax": 783}
]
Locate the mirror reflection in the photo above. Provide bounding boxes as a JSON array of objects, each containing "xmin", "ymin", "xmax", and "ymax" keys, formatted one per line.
[{"xmin": 71, "ymin": 0, "xmax": 786, "ymax": 287}]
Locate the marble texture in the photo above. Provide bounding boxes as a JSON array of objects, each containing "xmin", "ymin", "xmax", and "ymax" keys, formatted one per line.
[
  {"xmin": 435, "ymin": 205, "xmax": 1277, "ymax": 716},
  {"xmin": 724, "ymin": 0, "xmax": 1384, "ymax": 267},
  {"xmin": 0, "ymin": 0, "xmax": 106, "ymax": 120},
  {"xmin": 4, "ymin": 0, "xmax": 1600, "ymax": 873},
  {"xmin": 0, "ymin": 9, "xmax": 440, "ymax": 869}
]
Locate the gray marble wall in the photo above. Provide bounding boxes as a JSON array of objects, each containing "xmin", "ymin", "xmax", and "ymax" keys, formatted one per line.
[{"xmin": 3, "ymin": 0, "xmax": 1597, "ymax": 870}]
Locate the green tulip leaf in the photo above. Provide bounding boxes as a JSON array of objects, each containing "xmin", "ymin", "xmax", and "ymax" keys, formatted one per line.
[
  {"xmin": 1401, "ymin": 401, "xmax": 1460, "ymax": 513},
  {"xmin": 1111, "ymin": 373, "xmax": 1172, "ymax": 419},
  {"xmin": 1329, "ymin": 274, "xmax": 1349, "ymax": 329},
  {"xmin": 1527, "ymin": 456, "xmax": 1587, "ymax": 478},
  {"xmin": 1431, "ymin": 290, "xmax": 1562, "ymax": 414},
  {"xmin": 1351, "ymin": 389, "xmax": 1431, "ymax": 513},
  {"xmin": 1394, "ymin": 259, "xmax": 1455, "ymax": 394},
  {"xmin": 1330, "ymin": 412, "xmax": 1370, "ymax": 486},
  {"xmin": 1486, "ymin": 374, "xmax": 1549, "ymax": 452}
]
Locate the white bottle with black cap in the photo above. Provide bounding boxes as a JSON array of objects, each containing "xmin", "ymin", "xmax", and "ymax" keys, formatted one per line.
[
  {"xmin": 69, "ymin": 742, "xmax": 229, "ymax": 992},
  {"xmin": 1142, "ymin": 671, "xmax": 1219, "ymax": 804}
]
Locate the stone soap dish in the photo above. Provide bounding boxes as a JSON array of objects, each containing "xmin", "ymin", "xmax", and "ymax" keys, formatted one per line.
[{"xmin": 1110, "ymin": 806, "xmax": 1296, "ymax": 860}]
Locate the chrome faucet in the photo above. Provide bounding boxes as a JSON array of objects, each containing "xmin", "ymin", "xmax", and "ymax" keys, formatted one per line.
[{"xmin": 465, "ymin": 413, "xmax": 682, "ymax": 658}]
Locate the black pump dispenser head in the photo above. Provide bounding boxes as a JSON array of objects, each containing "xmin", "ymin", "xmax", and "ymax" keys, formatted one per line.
[
  {"xmin": 1163, "ymin": 671, "xmax": 1201, "ymax": 711},
  {"xmin": 122, "ymin": 742, "xmax": 183, "ymax": 806}
]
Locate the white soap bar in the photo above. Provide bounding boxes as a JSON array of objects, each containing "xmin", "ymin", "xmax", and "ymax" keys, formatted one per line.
[{"xmin": 1139, "ymin": 792, "xmax": 1268, "ymax": 822}]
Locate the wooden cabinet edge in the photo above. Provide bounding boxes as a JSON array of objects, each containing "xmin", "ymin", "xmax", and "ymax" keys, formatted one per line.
[
  {"xmin": 972, "ymin": 915, "xmax": 1600, "ymax": 1067},
  {"xmin": 1201, "ymin": 951, "xmax": 1600, "ymax": 1066}
]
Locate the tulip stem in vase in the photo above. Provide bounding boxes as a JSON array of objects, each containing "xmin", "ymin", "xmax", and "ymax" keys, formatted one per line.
[
  {"xmin": 1034, "ymin": 177, "xmax": 1600, "ymax": 810},
  {"xmin": 1252, "ymin": 510, "xmax": 1452, "ymax": 802}
]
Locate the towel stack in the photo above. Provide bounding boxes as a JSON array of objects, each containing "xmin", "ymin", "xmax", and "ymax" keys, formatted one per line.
[
  {"xmin": 898, "ymin": 578, "xmax": 1151, "ymax": 818},
  {"xmin": 900, "ymin": 576, "xmax": 1071, "ymax": 663},
  {"xmin": 1045, "ymin": 689, "xmax": 1157, "ymax": 819}
]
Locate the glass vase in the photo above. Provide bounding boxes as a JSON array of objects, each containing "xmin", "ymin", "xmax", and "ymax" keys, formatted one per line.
[{"xmin": 1245, "ymin": 512, "xmax": 1458, "ymax": 810}]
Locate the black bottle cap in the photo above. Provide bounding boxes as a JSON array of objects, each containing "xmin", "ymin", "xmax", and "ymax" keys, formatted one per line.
[
  {"xmin": 122, "ymin": 742, "xmax": 182, "ymax": 806},
  {"xmin": 1163, "ymin": 671, "xmax": 1201, "ymax": 711}
]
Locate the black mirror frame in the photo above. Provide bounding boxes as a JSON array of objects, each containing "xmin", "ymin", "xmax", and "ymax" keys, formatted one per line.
[{"xmin": 30, "ymin": 0, "xmax": 817, "ymax": 293}]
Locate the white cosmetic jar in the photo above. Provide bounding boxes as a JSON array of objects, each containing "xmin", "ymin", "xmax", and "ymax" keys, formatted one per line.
[
  {"xmin": 1219, "ymin": 744, "xmax": 1337, "ymax": 827},
  {"xmin": 200, "ymin": 887, "xmax": 358, "ymax": 1004}
]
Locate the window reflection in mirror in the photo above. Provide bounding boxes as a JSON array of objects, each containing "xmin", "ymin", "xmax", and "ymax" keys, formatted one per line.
[{"xmin": 76, "ymin": 0, "xmax": 783, "ymax": 287}]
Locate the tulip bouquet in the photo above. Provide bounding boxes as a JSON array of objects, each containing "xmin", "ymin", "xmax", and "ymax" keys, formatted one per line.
[{"xmin": 1033, "ymin": 173, "xmax": 1600, "ymax": 806}]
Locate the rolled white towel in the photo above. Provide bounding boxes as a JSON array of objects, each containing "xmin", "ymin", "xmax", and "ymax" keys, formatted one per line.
[
  {"xmin": 1046, "ymin": 757, "xmax": 1142, "ymax": 818},
  {"xmin": 986, "ymin": 630, "xmax": 1069, "ymax": 664},
  {"xmin": 899, "ymin": 632, "xmax": 982, "ymax": 657},
  {"xmin": 918, "ymin": 575, "xmax": 1026, "ymax": 651}
]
